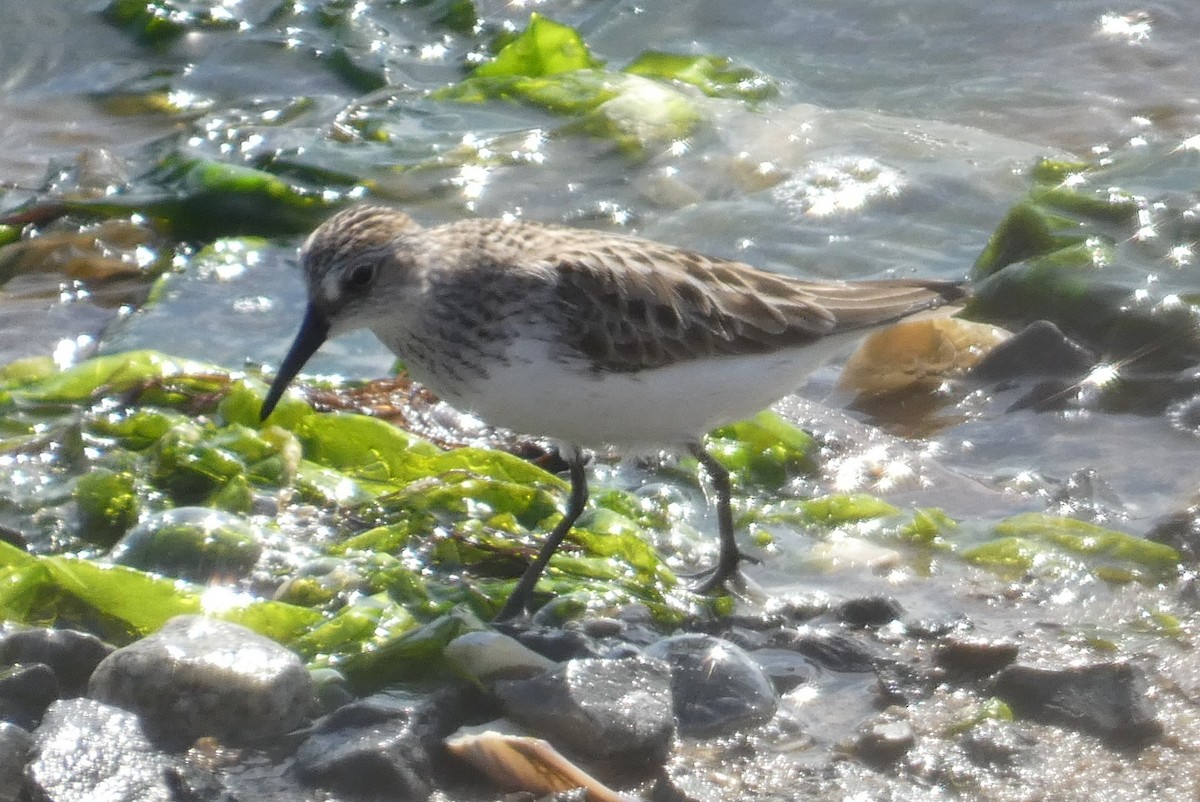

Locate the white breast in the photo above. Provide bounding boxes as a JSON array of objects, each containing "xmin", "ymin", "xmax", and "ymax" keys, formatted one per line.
[{"xmin": 420, "ymin": 333, "xmax": 864, "ymax": 450}]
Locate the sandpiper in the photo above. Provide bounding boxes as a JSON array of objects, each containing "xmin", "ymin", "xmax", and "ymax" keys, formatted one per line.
[{"xmin": 260, "ymin": 205, "xmax": 966, "ymax": 620}]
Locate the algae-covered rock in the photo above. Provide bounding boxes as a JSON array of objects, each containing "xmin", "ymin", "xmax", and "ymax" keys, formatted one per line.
[{"xmin": 110, "ymin": 507, "xmax": 262, "ymax": 583}]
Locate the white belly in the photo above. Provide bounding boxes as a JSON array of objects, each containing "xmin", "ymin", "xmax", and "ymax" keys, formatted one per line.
[{"xmin": 420, "ymin": 333, "xmax": 863, "ymax": 450}]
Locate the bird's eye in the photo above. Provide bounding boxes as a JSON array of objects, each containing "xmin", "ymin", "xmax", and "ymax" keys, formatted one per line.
[{"xmin": 342, "ymin": 263, "xmax": 376, "ymax": 292}]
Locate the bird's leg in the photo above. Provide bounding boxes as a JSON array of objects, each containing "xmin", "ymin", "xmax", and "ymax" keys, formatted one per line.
[
  {"xmin": 688, "ymin": 442, "xmax": 747, "ymax": 594},
  {"xmin": 494, "ymin": 449, "xmax": 588, "ymax": 621}
]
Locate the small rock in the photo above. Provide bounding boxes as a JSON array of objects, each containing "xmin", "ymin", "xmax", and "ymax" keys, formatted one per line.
[
  {"xmin": 775, "ymin": 631, "xmax": 880, "ymax": 673},
  {"xmin": 721, "ymin": 627, "xmax": 770, "ymax": 652},
  {"xmin": 934, "ymin": 636, "xmax": 1020, "ymax": 676},
  {"xmin": 576, "ymin": 617, "xmax": 625, "ymax": 639},
  {"xmin": 445, "ymin": 631, "xmax": 559, "ymax": 683},
  {"xmin": 26, "ymin": 698, "xmax": 187, "ymax": 802},
  {"xmin": 0, "ymin": 663, "xmax": 59, "ymax": 729},
  {"xmin": 88, "ymin": 615, "xmax": 314, "ymax": 746},
  {"xmin": 0, "ymin": 722, "xmax": 33, "ymax": 802},
  {"xmin": 514, "ymin": 626, "xmax": 602, "ymax": 662},
  {"xmin": 296, "ymin": 688, "xmax": 466, "ymax": 800},
  {"xmin": 1146, "ymin": 509, "xmax": 1200, "ymax": 563},
  {"xmin": 0, "ymin": 627, "xmax": 113, "ymax": 695},
  {"xmin": 644, "ymin": 634, "xmax": 778, "ymax": 736},
  {"xmin": 835, "ymin": 596, "xmax": 905, "ymax": 628},
  {"xmin": 853, "ymin": 712, "xmax": 915, "ymax": 766},
  {"xmin": 773, "ymin": 594, "xmax": 830, "ymax": 622},
  {"xmin": 494, "ymin": 656, "xmax": 674, "ymax": 768},
  {"xmin": 747, "ymin": 648, "xmax": 817, "ymax": 693},
  {"xmin": 993, "ymin": 661, "xmax": 1161, "ymax": 746},
  {"xmin": 969, "ymin": 320, "xmax": 1095, "ymax": 381}
]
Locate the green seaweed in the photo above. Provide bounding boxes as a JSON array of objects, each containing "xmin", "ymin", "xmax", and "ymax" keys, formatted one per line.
[
  {"xmin": 963, "ymin": 513, "xmax": 1180, "ymax": 582},
  {"xmin": 967, "ymin": 156, "xmax": 1200, "ymax": 368},
  {"xmin": 0, "ymin": 350, "xmax": 689, "ymax": 681},
  {"xmin": 8, "ymin": 156, "xmax": 342, "ymax": 243},
  {"xmin": 472, "ymin": 14, "xmax": 602, "ymax": 77},
  {"xmin": 707, "ymin": 411, "xmax": 814, "ymax": 489},
  {"xmin": 624, "ymin": 51, "xmax": 777, "ymax": 101},
  {"xmin": 436, "ymin": 13, "xmax": 773, "ymax": 153},
  {"xmin": 74, "ymin": 470, "xmax": 140, "ymax": 546}
]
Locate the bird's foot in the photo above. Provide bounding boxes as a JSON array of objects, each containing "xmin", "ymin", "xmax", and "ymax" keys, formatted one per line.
[{"xmin": 683, "ymin": 549, "xmax": 758, "ymax": 595}]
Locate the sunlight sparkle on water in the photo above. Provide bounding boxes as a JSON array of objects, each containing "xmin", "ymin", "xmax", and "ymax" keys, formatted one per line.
[
  {"xmin": 773, "ymin": 157, "xmax": 902, "ymax": 218},
  {"xmin": 1167, "ymin": 244, "xmax": 1192, "ymax": 267},
  {"xmin": 201, "ymin": 584, "xmax": 257, "ymax": 615},
  {"xmin": 52, "ymin": 335, "xmax": 94, "ymax": 369},
  {"xmin": 830, "ymin": 445, "xmax": 916, "ymax": 493},
  {"xmin": 454, "ymin": 163, "xmax": 491, "ymax": 201},
  {"xmin": 420, "ymin": 42, "xmax": 448, "ymax": 60},
  {"xmin": 1083, "ymin": 362, "xmax": 1120, "ymax": 389},
  {"xmin": 1097, "ymin": 12, "xmax": 1152, "ymax": 43}
]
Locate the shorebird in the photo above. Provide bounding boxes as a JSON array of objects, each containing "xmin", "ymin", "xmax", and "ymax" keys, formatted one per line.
[{"xmin": 260, "ymin": 205, "xmax": 966, "ymax": 619}]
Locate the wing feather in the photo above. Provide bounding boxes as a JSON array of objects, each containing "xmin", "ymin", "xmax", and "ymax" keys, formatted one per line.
[{"xmin": 546, "ymin": 234, "xmax": 964, "ymax": 373}]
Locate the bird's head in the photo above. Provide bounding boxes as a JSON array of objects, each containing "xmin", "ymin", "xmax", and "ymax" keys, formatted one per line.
[{"xmin": 260, "ymin": 205, "xmax": 422, "ymax": 420}]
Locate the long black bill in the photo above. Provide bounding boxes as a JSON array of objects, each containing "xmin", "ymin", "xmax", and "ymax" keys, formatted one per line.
[{"xmin": 260, "ymin": 305, "xmax": 331, "ymax": 421}]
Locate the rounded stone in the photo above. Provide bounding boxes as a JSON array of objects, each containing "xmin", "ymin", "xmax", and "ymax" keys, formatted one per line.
[
  {"xmin": 109, "ymin": 507, "xmax": 262, "ymax": 583},
  {"xmin": 0, "ymin": 721, "xmax": 33, "ymax": 802},
  {"xmin": 494, "ymin": 655, "xmax": 675, "ymax": 767},
  {"xmin": 88, "ymin": 615, "xmax": 314, "ymax": 746},
  {"xmin": 0, "ymin": 627, "xmax": 113, "ymax": 696},
  {"xmin": 835, "ymin": 595, "xmax": 905, "ymax": 628},
  {"xmin": 644, "ymin": 633, "xmax": 778, "ymax": 736}
]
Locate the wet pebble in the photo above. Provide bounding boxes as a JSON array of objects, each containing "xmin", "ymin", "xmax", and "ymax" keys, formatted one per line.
[
  {"xmin": 0, "ymin": 663, "xmax": 59, "ymax": 730},
  {"xmin": 0, "ymin": 627, "xmax": 113, "ymax": 696},
  {"xmin": 110, "ymin": 507, "xmax": 262, "ymax": 583},
  {"xmin": 993, "ymin": 661, "xmax": 1161, "ymax": 746},
  {"xmin": 445, "ymin": 630, "xmax": 558, "ymax": 683},
  {"xmin": 836, "ymin": 595, "xmax": 905, "ymax": 628},
  {"xmin": 747, "ymin": 648, "xmax": 817, "ymax": 693},
  {"xmin": 721, "ymin": 626, "xmax": 770, "ymax": 652},
  {"xmin": 934, "ymin": 636, "xmax": 1020, "ymax": 676},
  {"xmin": 1146, "ymin": 509, "xmax": 1200, "ymax": 563},
  {"xmin": 644, "ymin": 634, "xmax": 778, "ymax": 736},
  {"xmin": 26, "ymin": 698, "xmax": 209, "ymax": 802},
  {"xmin": 494, "ymin": 656, "xmax": 675, "ymax": 768},
  {"xmin": 852, "ymin": 711, "xmax": 915, "ymax": 766},
  {"xmin": 512, "ymin": 625, "xmax": 602, "ymax": 662},
  {"xmin": 88, "ymin": 615, "xmax": 314, "ymax": 746},
  {"xmin": 0, "ymin": 722, "xmax": 32, "ymax": 802},
  {"xmin": 774, "ymin": 630, "xmax": 880, "ymax": 673},
  {"xmin": 296, "ymin": 688, "xmax": 466, "ymax": 800},
  {"xmin": 969, "ymin": 320, "xmax": 1094, "ymax": 381}
]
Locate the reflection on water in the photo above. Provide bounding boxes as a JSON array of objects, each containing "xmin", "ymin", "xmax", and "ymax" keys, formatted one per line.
[
  {"xmin": 0, "ymin": 1, "xmax": 1196, "ymax": 509},
  {"xmin": 0, "ymin": 5, "xmax": 1198, "ymax": 797}
]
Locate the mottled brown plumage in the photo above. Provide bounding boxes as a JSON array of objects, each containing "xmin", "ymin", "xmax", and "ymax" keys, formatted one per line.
[{"xmin": 263, "ymin": 204, "xmax": 967, "ymax": 619}]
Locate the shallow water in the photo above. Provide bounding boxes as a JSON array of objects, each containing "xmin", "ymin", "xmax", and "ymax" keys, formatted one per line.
[
  {"xmin": 2, "ymin": 3, "xmax": 1200, "ymax": 795},
  {"xmin": 0, "ymin": 0, "xmax": 1195, "ymax": 569}
]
